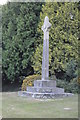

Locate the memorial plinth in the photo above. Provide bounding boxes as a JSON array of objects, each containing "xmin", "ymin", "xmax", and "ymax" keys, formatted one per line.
[
  {"xmin": 26, "ymin": 79, "xmax": 65, "ymax": 98},
  {"xmin": 27, "ymin": 80, "xmax": 64, "ymax": 94}
]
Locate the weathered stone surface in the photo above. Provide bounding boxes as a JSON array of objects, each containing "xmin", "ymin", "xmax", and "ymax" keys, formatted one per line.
[
  {"xmin": 27, "ymin": 86, "xmax": 64, "ymax": 93},
  {"xmin": 42, "ymin": 16, "xmax": 51, "ymax": 80},
  {"xmin": 18, "ymin": 91, "xmax": 73, "ymax": 99},
  {"xmin": 34, "ymin": 80, "xmax": 56, "ymax": 87},
  {"xmin": 26, "ymin": 79, "xmax": 65, "ymax": 98}
]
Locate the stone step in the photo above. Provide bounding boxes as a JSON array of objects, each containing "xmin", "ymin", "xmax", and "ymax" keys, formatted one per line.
[
  {"xmin": 34, "ymin": 80, "xmax": 56, "ymax": 87},
  {"xmin": 18, "ymin": 91, "xmax": 74, "ymax": 99},
  {"xmin": 25, "ymin": 92, "xmax": 68, "ymax": 99},
  {"xmin": 27, "ymin": 86, "xmax": 64, "ymax": 94}
]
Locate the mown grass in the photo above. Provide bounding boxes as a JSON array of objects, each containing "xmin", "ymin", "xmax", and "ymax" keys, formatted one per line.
[{"xmin": 2, "ymin": 92, "xmax": 78, "ymax": 118}]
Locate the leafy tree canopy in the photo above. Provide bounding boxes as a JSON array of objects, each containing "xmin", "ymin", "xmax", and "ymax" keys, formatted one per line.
[
  {"xmin": 2, "ymin": 2, "xmax": 43, "ymax": 83},
  {"xmin": 32, "ymin": 2, "xmax": 79, "ymax": 78}
]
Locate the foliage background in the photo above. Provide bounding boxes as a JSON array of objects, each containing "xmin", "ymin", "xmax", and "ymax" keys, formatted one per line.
[
  {"xmin": 32, "ymin": 2, "xmax": 79, "ymax": 80},
  {"xmin": 2, "ymin": 2, "xmax": 43, "ymax": 83},
  {"xmin": 2, "ymin": 2, "xmax": 80, "ymax": 93}
]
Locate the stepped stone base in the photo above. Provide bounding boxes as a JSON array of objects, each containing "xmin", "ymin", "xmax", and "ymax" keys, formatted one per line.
[
  {"xmin": 18, "ymin": 80, "xmax": 73, "ymax": 99},
  {"xmin": 18, "ymin": 91, "xmax": 73, "ymax": 99},
  {"xmin": 27, "ymin": 87, "xmax": 64, "ymax": 94}
]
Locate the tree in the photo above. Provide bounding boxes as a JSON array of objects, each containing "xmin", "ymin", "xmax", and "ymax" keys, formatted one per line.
[
  {"xmin": 2, "ymin": 2, "xmax": 43, "ymax": 83},
  {"xmin": 77, "ymin": 1, "xmax": 80, "ymax": 84},
  {"xmin": 32, "ymin": 2, "xmax": 79, "ymax": 78}
]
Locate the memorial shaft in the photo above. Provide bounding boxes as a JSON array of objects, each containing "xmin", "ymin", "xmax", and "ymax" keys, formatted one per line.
[{"xmin": 42, "ymin": 16, "xmax": 51, "ymax": 80}]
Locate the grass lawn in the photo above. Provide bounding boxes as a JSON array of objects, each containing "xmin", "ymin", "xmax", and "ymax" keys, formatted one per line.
[{"xmin": 2, "ymin": 92, "xmax": 78, "ymax": 118}]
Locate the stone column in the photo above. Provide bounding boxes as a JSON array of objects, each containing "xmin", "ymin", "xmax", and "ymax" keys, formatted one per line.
[{"xmin": 42, "ymin": 16, "xmax": 51, "ymax": 80}]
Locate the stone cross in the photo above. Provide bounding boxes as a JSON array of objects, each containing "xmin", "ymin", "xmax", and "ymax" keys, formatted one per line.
[{"xmin": 42, "ymin": 16, "xmax": 51, "ymax": 80}]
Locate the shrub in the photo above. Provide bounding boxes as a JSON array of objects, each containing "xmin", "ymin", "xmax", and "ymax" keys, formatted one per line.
[
  {"xmin": 78, "ymin": 77, "xmax": 80, "ymax": 84},
  {"xmin": 56, "ymin": 77, "xmax": 78, "ymax": 93},
  {"xmin": 56, "ymin": 79, "xmax": 68, "ymax": 91},
  {"xmin": 68, "ymin": 78, "xmax": 78, "ymax": 93},
  {"xmin": 64, "ymin": 59, "xmax": 77, "ymax": 82},
  {"xmin": 21, "ymin": 74, "xmax": 41, "ymax": 91}
]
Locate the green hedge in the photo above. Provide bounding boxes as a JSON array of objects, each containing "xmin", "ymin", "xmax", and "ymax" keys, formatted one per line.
[{"xmin": 56, "ymin": 77, "xmax": 78, "ymax": 93}]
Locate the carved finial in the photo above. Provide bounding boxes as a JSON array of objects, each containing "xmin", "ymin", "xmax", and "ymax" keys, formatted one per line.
[{"xmin": 42, "ymin": 16, "xmax": 52, "ymax": 32}]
